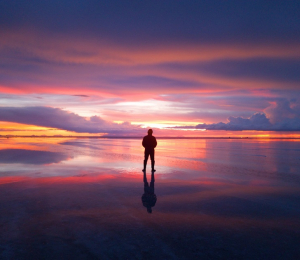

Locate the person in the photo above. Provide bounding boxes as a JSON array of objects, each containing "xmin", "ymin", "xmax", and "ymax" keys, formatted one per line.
[{"xmin": 142, "ymin": 129, "xmax": 157, "ymax": 172}]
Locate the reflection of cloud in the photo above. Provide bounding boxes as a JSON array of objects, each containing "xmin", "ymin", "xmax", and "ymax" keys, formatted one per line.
[
  {"xmin": 0, "ymin": 106, "xmax": 144, "ymax": 135},
  {"xmin": 60, "ymin": 141, "xmax": 103, "ymax": 150},
  {"xmin": 0, "ymin": 149, "xmax": 70, "ymax": 164}
]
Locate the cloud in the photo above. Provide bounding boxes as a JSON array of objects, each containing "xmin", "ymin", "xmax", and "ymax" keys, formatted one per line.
[
  {"xmin": 0, "ymin": 106, "xmax": 144, "ymax": 135},
  {"xmin": 195, "ymin": 113, "xmax": 273, "ymax": 130},
  {"xmin": 1, "ymin": 29, "xmax": 300, "ymax": 100},
  {"xmin": 265, "ymin": 99, "xmax": 300, "ymax": 124},
  {"xmin": 1, "ymin": 2, "xmax": 299, "ymax": 133},
  {"xmin": 173, "ymin": 100, "xmax": 300, "ymax": 131},
  {"xmin": 73, "ymin": 95, "xmax": 89, "ymax": 97},
  {"xmin": 166, "ymin": 58, "xmax": 300, "ymax": 84},
  {"xmin": 1, "ymin": 99, "xmax": 300, "ymax": 136}
]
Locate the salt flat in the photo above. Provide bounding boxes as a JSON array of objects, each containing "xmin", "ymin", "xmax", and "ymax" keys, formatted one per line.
[{"xmin": 0, "ymin": 138, "xmax": 300, "ymax": 259}]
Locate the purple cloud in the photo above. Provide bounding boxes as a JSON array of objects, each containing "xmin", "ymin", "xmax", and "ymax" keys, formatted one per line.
[
  {"xmin": 0, "ymin": 106, "xmax": 144, "ymax": 135},
  {"xmin": 195, "ymin": 113, "xmax": 273, "ymax": 130},
  {"xmin": 173, "ymin": 100, "xmax": 300, "ymax": 131},
  {"xmin": 265, "ymin": 99, "xmax": 300, "ymax": 124}
]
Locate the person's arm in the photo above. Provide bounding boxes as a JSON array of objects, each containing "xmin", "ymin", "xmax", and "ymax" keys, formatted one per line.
[
  {"xmin": 142, "ymin": 137, "xmax": 146, "ymax": 148},
  {"xmin": 154, "ymin": 137, "xmax": 157, "ymax": 148}
]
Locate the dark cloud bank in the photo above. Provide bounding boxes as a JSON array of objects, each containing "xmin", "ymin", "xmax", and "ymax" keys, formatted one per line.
[
  {"xmin": 195, "ymin": 113, "xmax": 300, "ymax": 131},
  {"xmin": 175, "ymin": 100, "xmax": 300, "ymax": 131},
  {"xmin": 0, "ymin": 106, "xmax": 143, "ymax": 135}
]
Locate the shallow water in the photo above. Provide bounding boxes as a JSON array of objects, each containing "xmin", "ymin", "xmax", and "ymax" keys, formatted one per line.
[{"xmin": 1, "ymin": 138, "xmax": 300, "ymax": 259}]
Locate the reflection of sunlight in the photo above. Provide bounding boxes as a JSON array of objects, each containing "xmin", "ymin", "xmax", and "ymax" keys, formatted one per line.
[
  {"xmin": 157, "ymin": 139, "xmax": 207, "ymax": 170},
  {"xmin": 159, "ymin": 139, "xmax": 207, "ymax": 159},
  {"xmin": 62, "ymin": 155, "xmax": 99, "ymax": 165}
]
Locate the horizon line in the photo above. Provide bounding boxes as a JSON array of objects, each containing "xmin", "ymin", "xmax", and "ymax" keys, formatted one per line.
[{"xmin": 1, "ymin": 135, "xmax": 300, "ymax": 140}]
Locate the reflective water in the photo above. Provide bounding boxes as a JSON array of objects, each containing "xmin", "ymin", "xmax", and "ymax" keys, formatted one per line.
[{"xmin": 1, "ymin": 138, "xmax": 300, "ymax": 259}]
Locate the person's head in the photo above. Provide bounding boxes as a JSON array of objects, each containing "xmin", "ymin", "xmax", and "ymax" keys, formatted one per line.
[{"xmin": 148, "ymin": 129, "xmax": 153, "ymax": 135}]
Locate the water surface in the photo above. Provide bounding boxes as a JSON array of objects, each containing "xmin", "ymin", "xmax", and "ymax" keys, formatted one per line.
[{"xmin": 1, "ymin": 138, "xmax": 300, "ymax": 259}]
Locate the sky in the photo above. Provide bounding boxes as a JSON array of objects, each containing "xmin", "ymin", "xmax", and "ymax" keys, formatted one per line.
[{"xmin": 0, "ymin": 0, "xmax": 300, "ymax": 137}]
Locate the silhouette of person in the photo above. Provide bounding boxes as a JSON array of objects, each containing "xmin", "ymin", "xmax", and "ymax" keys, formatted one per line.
[
  {"xmin": 142, "ymin": 129, "xmax": 157, "ymax": 172},
  {"xmin": 141, "ymin": 171, "xmax": 157, "ymax": 213}
]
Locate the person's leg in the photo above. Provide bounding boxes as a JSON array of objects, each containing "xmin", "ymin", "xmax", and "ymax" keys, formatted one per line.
[
  {"xmin": 143, "ymin": 150, "xmax": 150, "ymax": 171},
  {"xmin": 150, "ymin": 150, "xmax": 155, "ymax": 171}
]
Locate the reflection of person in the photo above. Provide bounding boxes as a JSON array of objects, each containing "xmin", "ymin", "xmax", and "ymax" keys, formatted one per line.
[
  {"xmin": 142, "ymin": 129, "xmax": 157, "ymax": 172},
  {"xmin": 142, "ymin": 171, "xmax": 157, "ymax": 213}
]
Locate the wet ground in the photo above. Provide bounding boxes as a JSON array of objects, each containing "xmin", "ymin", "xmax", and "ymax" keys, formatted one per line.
[{"xmin": 0, "ymin": 138, "xmax": 300, "ymax": 259}]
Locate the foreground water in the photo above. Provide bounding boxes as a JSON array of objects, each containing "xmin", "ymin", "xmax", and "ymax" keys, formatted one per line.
[{"xmin": 0, "ymin": 137, "xmax": 300, "ymax": 259}]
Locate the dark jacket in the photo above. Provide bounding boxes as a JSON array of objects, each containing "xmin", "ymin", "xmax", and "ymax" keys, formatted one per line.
[{"xmin": 142, "ymin": 135, "xmax": 157, "ymax": 150}]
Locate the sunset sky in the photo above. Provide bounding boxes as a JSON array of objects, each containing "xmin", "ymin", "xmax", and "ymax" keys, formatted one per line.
[{"xmin": 0, "ymin": 1, "xmax": 300, "ymax": 137}]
